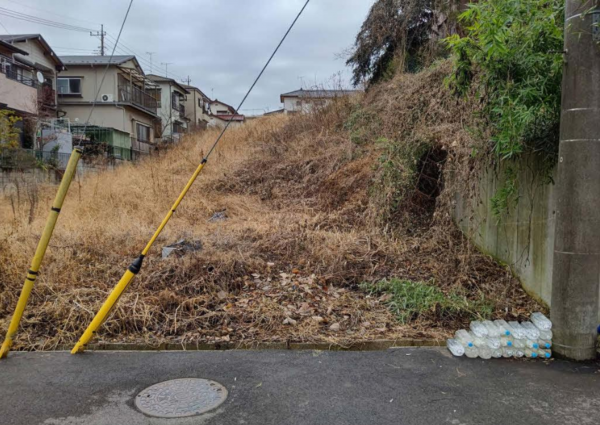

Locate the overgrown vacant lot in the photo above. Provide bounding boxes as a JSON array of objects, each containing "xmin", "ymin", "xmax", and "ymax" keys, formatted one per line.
[{"xmin": 0, "ymin": 62, "xmax": 542, "ymax": 350}]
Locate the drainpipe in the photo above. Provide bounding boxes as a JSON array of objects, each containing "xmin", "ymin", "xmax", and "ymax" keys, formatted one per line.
[{"xmin": 550, "ymin": 0, "xmax": 600, "ymax": 360}]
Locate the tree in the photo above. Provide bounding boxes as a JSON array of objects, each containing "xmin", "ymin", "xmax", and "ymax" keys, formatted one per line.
[
  {"xmin": 346, "ymin": 0, "xmax": 442, "ymax": 86},
  {"xmin": 0, "ymin": 110, "xmax": 21, "ymax": 152}
]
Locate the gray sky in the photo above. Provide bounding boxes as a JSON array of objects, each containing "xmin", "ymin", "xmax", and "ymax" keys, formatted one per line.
[{"xmin": 0, "ymin": 0, "xmax": 374, "ymax": 114}]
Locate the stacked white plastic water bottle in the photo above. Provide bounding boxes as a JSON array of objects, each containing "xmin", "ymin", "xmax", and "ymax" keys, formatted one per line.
[{"xmin": 446, "ymin": 312, "xmax": 553, "ymax": 359}]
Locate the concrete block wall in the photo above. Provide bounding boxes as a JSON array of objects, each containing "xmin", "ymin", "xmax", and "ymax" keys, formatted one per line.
[{"xmin": 452, "ymin": 157, "xmax": 600, "ymax": 320}]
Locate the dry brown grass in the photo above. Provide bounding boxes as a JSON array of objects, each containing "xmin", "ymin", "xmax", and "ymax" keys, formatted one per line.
[{"xmin": 0, "ymin": 60, "xmax": 542, "ymax": 351}]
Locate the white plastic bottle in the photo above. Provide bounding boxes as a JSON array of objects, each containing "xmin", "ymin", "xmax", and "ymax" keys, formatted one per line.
[
  {"xmin": 524, "ymin": 340, "xmax": 539, "ymax": 349},
  {"xmin": 492, "ymin": 348, "xmax": 503, "ymax": 358},
  {"xmin": 486, "ymin": 337, "xmax": 501, "ymax": 350},
  {"xmin": 447, "ymin": 339, "xmax": 465, "ymax": 357},
  {"xmin": 513, "ymin": 338, "xmax": 525, "ymax": 349},
  {"xmin": 537, "ymin": 349, "xmax": 552, "ymax": 359},
  {"xmin": 502, "ymin": 347, "xmax": 515, "ymax": 358},
  {"xmin": 530, "ymin": 312, "xmax": 552, "ymax": 330},
  {"xmin": 455, "ymin": 329, "xmax": 474, "ymax": 348},
  {"xmin": 514, "ymin": 349, "xmax": 525, "ymax": 358},
  {"xmin": 469, "ymin": 331, "xmax": 486, "ymax": 347},
  {"xmin": 508, "ymin": 321, "xmax": 527, "ymax": 339},
  {"xmin": 538, "ymin": 340, "xmax": 552, "ymax": 349},
  {"xmin": 494, "ymin": 319, "xmax": 512, "ymax": 336},
  {"xmin": 539, "ymin": 329, "xmax": 553, "ymax": 341},
  {"xmin": 482, "ymin": 320, "xmax": 502, "ymax": 337},
  {"xmin": 525, "ymin": 348, "xmax": 538, "ymax": 358},
  {"xmin": 478, "ymin": 345, "xmax": 492, "ymax": 359},
  {"xmin": 500, "ymin": 336, "xmax": 514, "ymax": 347},
  {"xmin": 470, "ymin": 321, "xmax": 489, "ymax": 338},
  {"xmin": 465, "ymin": 346, "xmax": 479, "ymax": 358},
  {"xmin": 521, "ymin": 321, "xmax": 541, "ymax": 340}
]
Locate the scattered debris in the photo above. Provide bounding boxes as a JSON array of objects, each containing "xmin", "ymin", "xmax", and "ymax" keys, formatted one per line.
[
  {"xmin": 209, "ymin": 210, "xmax": 228, "ymax": 222},
  {"xmin": 161, "ymin": 239, "xmax": 203, "ymax": 259}
]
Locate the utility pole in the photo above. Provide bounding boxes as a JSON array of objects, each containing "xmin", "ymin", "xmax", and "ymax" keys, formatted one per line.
[
  {"xmin": 90, "ymin": 24, "xmax": 106, "ymax": 56},
  {"xmin": 146, "ymin": 52, "xmax": 155, "ymax": 74},
  {"xmin": 551, "ymin": 0, "xmax": 600, "ymax": 360},
  {"xmin": 182, "ymin": 75, "xmax": 192, "ymax": 85},
  {"xmin": 161, "ymin": 62, "xmax": 173, "ymax": 78}
]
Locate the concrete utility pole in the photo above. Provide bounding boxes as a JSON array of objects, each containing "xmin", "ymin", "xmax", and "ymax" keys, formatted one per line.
[
  {"xmin": 90, "ymin": 24, "xmax": 106, "ymax": 56},
  {"xmin": 146, "ymin": 52, "xmax": 155, "ymax": 74},
  {"xmin": 551, "ymin": 0, "xmax": 600, "ymax": 360}
]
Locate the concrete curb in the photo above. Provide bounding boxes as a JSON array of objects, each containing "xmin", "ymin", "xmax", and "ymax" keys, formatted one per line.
[{"xmin": 54, "ymin": 339, "xmax": 444, "ymax": 352}]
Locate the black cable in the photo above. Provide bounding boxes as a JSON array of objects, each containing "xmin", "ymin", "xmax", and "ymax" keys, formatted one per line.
[{"xmin": 203, "ymin": 0, "xmax": 310, "ymax": 161}]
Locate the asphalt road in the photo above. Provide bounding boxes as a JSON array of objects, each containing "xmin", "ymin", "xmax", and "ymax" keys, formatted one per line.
[{"xmin": 0, "ymin": 348, "xmax": 599, "ymax": 424}]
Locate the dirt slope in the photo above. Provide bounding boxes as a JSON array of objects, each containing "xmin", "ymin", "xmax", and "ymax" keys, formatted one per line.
[{"xmin": 0, "ymin": 61, "xmax": 542, "ymax": 350}]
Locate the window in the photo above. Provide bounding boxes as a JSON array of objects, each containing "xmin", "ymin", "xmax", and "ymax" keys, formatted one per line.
[
  {"xmin": 57, "ymin": 77, "xmax": 82, "ymax": 95},
  {"xmin": 171, "ymin": 92, "xmax": 179, "ymax": 109},
  {"xmin": 217, "ymin": 110, "xmax": 228, "ymax": 114},
  {"xmin": 197, "ymin": 98, "xmax": 203, "ymax": 108},
  {"xmin": 136, "ymin": 123, "xmax": 150, "ymax": 143}
]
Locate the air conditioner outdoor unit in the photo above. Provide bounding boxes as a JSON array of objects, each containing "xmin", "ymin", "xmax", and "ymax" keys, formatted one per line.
[{"xmin": 100, "ymin": 94, "xmax": 114, "ymax": 102}]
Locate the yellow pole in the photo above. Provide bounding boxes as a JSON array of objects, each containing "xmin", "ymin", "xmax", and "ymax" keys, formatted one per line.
[
  {"xmin": 0, "ymin": 148, "xmax": 82, "ymax": 359},
  {"xmin": 71, "ymin": 160, "xmax": 206, "ymax": 354}
]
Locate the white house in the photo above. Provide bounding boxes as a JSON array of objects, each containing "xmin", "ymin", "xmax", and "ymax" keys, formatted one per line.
[
  {"xmin": 280, "ymin": 89, "xmax": 360, "ymax": 114},
  {"xmin": 207, "ymin": 99, "xmax": 245, "ymax": 129},
  {"xmin": 182, "ymin": 84, "xmax": 211, "ymax": 131},
  {"xmin": 147, "ymin": 74, "xmax": 190, "ymax": 142}
]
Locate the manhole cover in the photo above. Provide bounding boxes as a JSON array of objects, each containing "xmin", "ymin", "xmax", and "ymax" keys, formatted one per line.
[{"xmin": 135, "ymin": 378, "xmax": 228, "ymax": 418}]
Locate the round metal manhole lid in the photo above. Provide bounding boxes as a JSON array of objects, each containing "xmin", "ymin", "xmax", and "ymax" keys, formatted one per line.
[{"xmin": 135, "ymin": 378, "xmax": 228, "ymax": 418}]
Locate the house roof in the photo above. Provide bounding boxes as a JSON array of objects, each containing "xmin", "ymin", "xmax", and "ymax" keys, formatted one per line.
[
  {"xmin": 146, "ymin": 74, "xmax": 190, "ymax": 94},
  {"xmin": 211, "ymin": 99, "xmax": 238, "ymax": 114},
  {"xmin": 59, "ymin": 55, "xmax": 136, "ymax": 66},
  {"xmin": 0, "ymin": 33, "xmax": 65, "ymax": 70},
  {"xmin": 0, "ymin": 39, "xmax": 28, "ymax": 55},
  {"xmin": 182, "ymin": 84, "xmax": 210, "ymax": 101},
  {"xmin": 280, "ymin": 89, "xmax": 360, "ymax": 102}
]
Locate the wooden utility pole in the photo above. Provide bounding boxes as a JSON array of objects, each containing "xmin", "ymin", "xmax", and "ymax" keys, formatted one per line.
[{"xmin": 551, "ymin": 0, "xmax": 600, "ymax": 360}]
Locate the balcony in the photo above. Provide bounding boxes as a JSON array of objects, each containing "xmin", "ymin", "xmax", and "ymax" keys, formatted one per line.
[
  {"xmin": 0, "ymin": 59, "xmax": 38, "ymax": 89},
  {"xmin": 118, "ymin": 84, "xmax": 158, "ymax": 115}
]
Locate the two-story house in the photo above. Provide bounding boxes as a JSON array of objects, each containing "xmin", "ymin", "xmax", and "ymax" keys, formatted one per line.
[
  {"xmin": 0, "ymin": 34, "xmax": 65, "ymax": 118},
  {"xmin": 207, "ymin": 99, "xmax": 245, "ymax": 129},
  {"xmin": 147, "ymin": 74, "xmax": 190, "ymax": 143},
  {"xmin": 182, "ymin": 84, "xmax": 211, "ymax": 131},
  {"xmin": 57, "ymin": 55, "xmax": 159, "ymax": 157}
]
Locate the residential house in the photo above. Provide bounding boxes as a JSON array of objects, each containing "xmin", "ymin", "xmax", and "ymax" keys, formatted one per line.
[
  {"xmin": 146, "ymin": 74, "xmax": 190, "ymax": 142},
  {"xmin": 182, "ymin": 84, "xmax": 211, "ymax": 131},
  {"xmin": 57, "ymin": 55, "xmax": 159, "ymax": 159},
  {"xmin": 207, "ymin": 99, "xmax": 245, "ymax": 129},
  {"xmin": 0, "ymin": 34, "xmax": 65, "ymax": 147},
  {"xmin": 280, "ymin": 89, "xmax": 359, "ymax": 114}
]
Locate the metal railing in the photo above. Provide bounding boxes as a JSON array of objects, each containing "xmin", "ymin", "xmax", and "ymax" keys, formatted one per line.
[
  {"xmin": 0, "ymin": 59, "xmax": 38, "ymax": 88},
  {"xmin": 118, "ymin": 85, "xmax": 158, "ymax": 114}
]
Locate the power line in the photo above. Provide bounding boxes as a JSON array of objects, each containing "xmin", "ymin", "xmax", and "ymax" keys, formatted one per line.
[
  {"xmin": 0, "ymin": 7, "xmax": 95, "ymax": 32},
  {"xmin": 1, "ymin": 0, "xmax": 101, "ymax": 26},
  {"xmin": 0, "ymin": 17, "xmax": 9, "ymax": 33}
]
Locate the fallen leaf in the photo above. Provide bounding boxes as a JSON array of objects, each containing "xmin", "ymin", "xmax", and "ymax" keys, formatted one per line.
[{"xmin": 329, "ymin": 323, "xmax": 340, "ymax": 331}]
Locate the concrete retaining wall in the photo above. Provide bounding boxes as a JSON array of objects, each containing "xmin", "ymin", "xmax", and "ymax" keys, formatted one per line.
[{"xmin": 452, "ymin": 157, "xmax": 600, "ymax": 320}]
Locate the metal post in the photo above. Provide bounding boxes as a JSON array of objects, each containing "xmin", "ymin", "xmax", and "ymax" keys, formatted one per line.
[
  {"xmin": 0, "ymin": 148, "xmax": 83, "ymax": 359},
  {"xmin": 551, "ymin": 0, "xmax": 600, "ymax": 360}
]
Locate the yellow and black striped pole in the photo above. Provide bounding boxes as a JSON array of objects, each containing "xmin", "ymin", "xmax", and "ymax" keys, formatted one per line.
[
  {"xmin": 0, "ymin": 148, "xmax": 82, "ymax": 359},
  {"xmin": 71, "ymin": 0, "xmax": 310, "ymax": 354},
  {"xmin": 70, "ymin": 159, "xmax": 207, "ymax": 354}
]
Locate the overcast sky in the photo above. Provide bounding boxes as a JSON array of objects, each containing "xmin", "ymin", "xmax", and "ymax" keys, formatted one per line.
[{"xmin": 0, "ymin": 0, "xmax": 374, "ymax": 114}]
